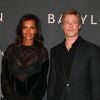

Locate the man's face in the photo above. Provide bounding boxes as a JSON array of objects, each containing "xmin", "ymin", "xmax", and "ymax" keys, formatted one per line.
[{"xmin": 62, "ymin": 14, "xmax": 81, "ymax": 38}]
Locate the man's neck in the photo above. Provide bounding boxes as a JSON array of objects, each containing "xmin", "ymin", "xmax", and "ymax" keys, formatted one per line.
[{"xmin": 65, "ymin": 35, "xmax": 79, "ymax": 51}]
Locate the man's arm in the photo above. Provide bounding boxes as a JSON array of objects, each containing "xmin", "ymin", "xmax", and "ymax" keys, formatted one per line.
[
  {"xmin": 47, "ymin": 49, "xmax": 56, "ymax": 100},
  {"xmin": 90, "ymin": 47, "xmax": 100, "ymax": 100},
  {"xmin": 0, "ymin": 50, "xmax": 3, "ymax": 99},
  {"xmin": 1, "ymin": 50, "xmax": 13, "ymax": 98}
]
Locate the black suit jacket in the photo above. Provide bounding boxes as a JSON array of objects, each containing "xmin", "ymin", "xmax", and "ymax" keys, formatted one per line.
[{"xmin": 47, "ymin": 37, "xmax": 100, "ymax": 100}]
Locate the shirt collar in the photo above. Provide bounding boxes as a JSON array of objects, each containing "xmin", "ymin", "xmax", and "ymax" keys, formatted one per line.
[
  {"xmin": 72, "ymin": 36, "xmax": 81, "ymax": 47},
  {"xmin": 63, "ymin": 36, "xmax": 82, "ymax": 50}
]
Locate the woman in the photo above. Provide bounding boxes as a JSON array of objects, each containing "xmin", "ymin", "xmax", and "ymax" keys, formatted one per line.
[{"xmin": 1, "ymin": 14, "xmax": 49, "ymax": 100}]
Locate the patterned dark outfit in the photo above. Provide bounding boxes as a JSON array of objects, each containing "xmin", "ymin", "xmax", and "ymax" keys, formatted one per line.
[{"xmin": 1, "ymin": 44, "xmax": 49, "ymax": 100}]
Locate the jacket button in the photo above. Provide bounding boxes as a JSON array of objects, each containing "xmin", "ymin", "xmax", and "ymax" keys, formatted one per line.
[{"xmin": 66, "ymin": 83, "xmax": 69, "ymax": 87}]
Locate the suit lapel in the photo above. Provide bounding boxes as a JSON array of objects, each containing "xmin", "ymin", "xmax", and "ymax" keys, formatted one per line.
[
  {"xmin": 69, "ymin": 38, "xmax": 85, "ymax": 82},
  {"xmin": 56, "ymin": 37, "xmax": 86, "ymax": 84},
  {"xmin": 60, "ymin": 43, "xmax": 84, "ymax": 83},
  {"xmin": 61, "ymin": 54, "xmax": 68, "ymax": 83},
  {"xmin": 56, "ymin": 40, "xmax": 84, "ymax": 84},
  {"xmin": 55, "ymin": 41, "xmax": 68, "ymax": 84}
]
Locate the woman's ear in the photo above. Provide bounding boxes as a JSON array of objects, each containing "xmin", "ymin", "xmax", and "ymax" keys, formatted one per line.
[{"xmin": 61, "ymin": 24, "xmax": 64, "ymax": 30}]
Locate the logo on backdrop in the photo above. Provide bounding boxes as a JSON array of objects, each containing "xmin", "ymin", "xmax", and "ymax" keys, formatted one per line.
[
  {"xmin": 48, "ymin": 14, "xmax": 100, "ymax": 25},
  {"xmin": 0, "ymin": 12, "xmax": 4, "ymax": 23}
]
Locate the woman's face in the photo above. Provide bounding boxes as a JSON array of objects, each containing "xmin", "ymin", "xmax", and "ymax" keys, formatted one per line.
[{"xmin": 22, "ymin": 19, "xmax": 37, "ymax": 42}]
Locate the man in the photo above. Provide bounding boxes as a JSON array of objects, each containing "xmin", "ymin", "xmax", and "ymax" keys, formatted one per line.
[
  {"xmin": 0, "ymin": 50, "xmax": 3, "ymax": 100},
  {"xmin": 47, "ymin": 9, "xmax": 100, "ymax": 100}
]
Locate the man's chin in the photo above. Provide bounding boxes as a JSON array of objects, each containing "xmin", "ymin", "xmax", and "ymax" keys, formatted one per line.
[{"xmin": 66, "ymin": 34, "xmax": 78, "ymax": 38}]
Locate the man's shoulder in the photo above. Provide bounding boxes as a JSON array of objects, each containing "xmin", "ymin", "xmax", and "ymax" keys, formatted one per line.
[
  {"xmin": 80, "ymin": 37, "xmax": 100, "ymax": 51},
  {"xmin": 50, "ymin": 41, "xmax": 64, "ymax": 53}
]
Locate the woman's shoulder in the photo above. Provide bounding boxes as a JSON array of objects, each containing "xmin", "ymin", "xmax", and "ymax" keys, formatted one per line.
[
  {"xmin": 41, "ymin": 47, "xmax": 48, "ymax": 55},
  {"xmin": 40, "ymin": 47, "xmax": 48, "ymax": 62},
  {"xmin": 4, "ymin": 43, "xmax": 17, "ymax": 55}
]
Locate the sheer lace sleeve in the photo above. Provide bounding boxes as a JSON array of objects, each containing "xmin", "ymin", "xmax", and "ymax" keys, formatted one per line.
[{"xmin": 1, "ymin": 44, "xmax": 15, "ymax": 98}]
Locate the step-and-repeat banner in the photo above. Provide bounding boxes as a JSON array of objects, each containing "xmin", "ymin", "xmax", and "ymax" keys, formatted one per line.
[{"xmin": 0, "ymin": 0, "xmax": 100, "ymax": 99}]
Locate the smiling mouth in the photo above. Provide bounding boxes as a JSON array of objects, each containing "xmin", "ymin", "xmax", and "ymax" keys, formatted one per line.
[
  {"xmin": 67, "ymin": 31, "xmax": 74, "ymax": 34},
  {"xmin": 25, "ymin": 35, "xmax": 32, "ymax": 37}
]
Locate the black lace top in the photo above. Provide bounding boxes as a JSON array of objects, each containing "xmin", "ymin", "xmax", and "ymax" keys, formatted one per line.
[{"xmin": 1, "ymin": 44, "xmax": 49, "ymax": 100}]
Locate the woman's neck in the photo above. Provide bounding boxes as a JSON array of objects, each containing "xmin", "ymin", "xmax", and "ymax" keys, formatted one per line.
[{"xmin": 23, "ymin": 40, "xmax": 33, "ymax": 46}]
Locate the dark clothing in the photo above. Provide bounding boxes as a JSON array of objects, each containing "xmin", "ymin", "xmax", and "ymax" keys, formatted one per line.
[
  {"xmin": 62, "ymin": 37, "xmax": 80, "ymax": 79},
  {"xmin": 2, "ymin": 95, "xmax": 37, "ymax": 100},
  {"xmin": 47, "ymin": 37, "xmax": 100, "ymax": 100},
  {"xmin": 1, "ymin": 44, "xmax": 49, "ymax": 100}
]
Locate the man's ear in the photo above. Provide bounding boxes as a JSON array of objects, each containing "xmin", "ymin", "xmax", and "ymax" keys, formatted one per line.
[{"xmin": 79, "ymin": 24, "xmax": 81, "ymax": 29}]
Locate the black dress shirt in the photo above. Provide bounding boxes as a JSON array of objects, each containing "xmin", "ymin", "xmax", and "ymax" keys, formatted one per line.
[{"xmin": 62, "ymin": 37, "xmax": 81, "ymax": 80}]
